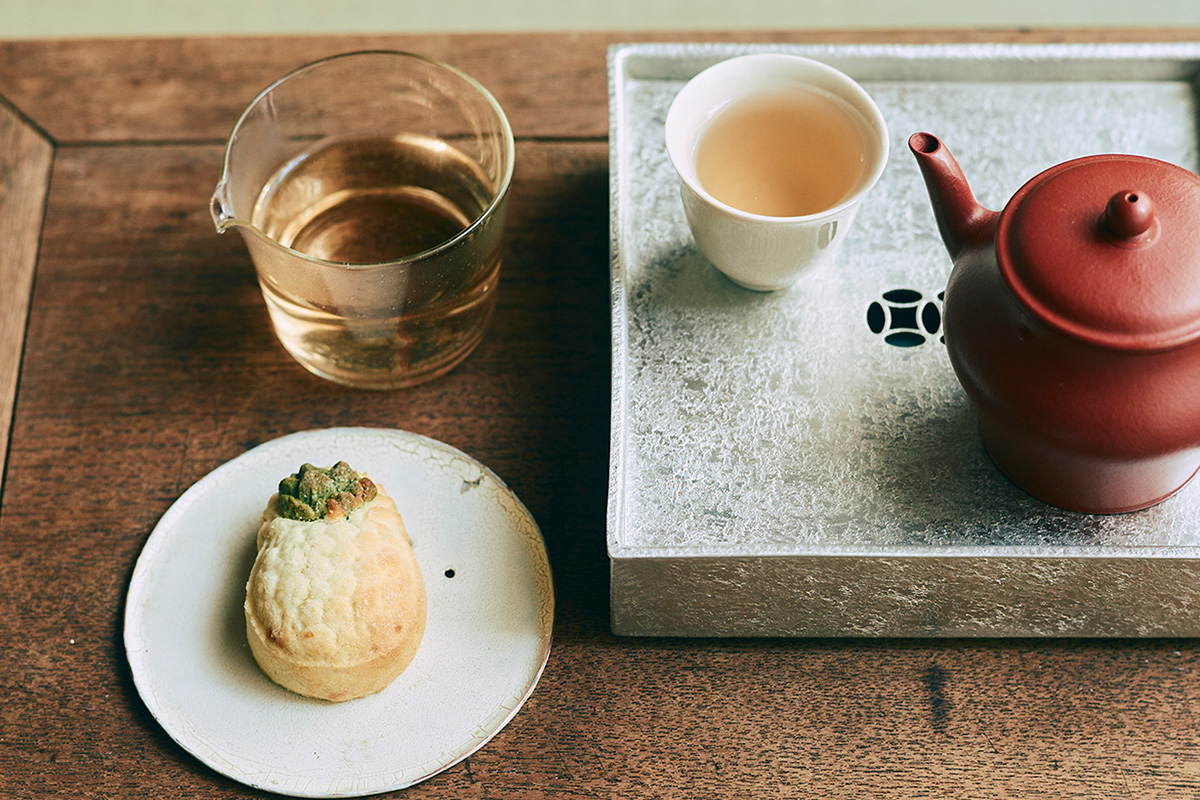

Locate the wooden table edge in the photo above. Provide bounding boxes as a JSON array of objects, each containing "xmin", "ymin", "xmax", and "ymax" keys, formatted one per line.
[{"xmin": 0, "ymin": 100, "xmax": 52, "ymax": 496}]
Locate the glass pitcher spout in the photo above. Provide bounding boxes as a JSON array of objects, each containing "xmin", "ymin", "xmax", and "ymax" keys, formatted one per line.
[{"xmin": 210, "ymin": 181, "xmax": 241, "ymax": 234}]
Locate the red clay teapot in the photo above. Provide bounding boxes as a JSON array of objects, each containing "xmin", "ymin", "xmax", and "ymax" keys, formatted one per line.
[{"xmin": 909, "ymin": 132, "xmax": 1200, "ymax": 513}]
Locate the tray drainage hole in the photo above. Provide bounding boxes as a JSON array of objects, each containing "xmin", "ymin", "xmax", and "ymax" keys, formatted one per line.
[
  {"xmin": 867, "ymin": 288, "xmax": 944, "ymax": 347},
  {"xmin": 444, "ymin": 568, "xmax": 456, "ymax": 579}
]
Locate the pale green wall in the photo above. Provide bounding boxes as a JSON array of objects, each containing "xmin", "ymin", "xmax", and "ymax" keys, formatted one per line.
[{"xmin": 4, "ymin": 0, "xmax": 1200, "ymax": 39}]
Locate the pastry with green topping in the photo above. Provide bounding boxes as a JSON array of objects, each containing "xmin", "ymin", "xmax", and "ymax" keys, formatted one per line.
[{"xmin": 244, "ymin": 462, "xmax": 426, "ymax": 702}]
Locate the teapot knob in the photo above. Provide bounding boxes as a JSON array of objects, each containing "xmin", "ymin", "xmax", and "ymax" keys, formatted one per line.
[{"xmin": 1102, "ymin": 190, "xmax": 1155, "ymax": 240}]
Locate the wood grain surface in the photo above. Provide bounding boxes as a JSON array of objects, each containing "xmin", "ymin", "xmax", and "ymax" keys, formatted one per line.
[{"xmin": 3, "ymin": 28, "xmax": 1200, "ymax": 800}]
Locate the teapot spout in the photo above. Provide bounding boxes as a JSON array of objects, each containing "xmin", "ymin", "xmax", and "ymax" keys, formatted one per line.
[{"xmin": 908, "ymin": 133, "xmax": 998, "ymax": 260}]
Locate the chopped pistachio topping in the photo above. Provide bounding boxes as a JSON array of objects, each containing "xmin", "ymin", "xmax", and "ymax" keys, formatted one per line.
[{"xmin": 277, "ymin": 461, "xmax": 378, "ymax": 521}]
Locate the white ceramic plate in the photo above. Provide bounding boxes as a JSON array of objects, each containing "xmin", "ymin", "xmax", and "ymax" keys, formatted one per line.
[{"xmin": 125, "ymin": 428, "xmax": 554, "ymax": 797}]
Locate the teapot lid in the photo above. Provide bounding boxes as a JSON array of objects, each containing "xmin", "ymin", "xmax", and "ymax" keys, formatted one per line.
[{"xmin": 997, "ymin": 154, "xmax": 1200, "ymax": 350}]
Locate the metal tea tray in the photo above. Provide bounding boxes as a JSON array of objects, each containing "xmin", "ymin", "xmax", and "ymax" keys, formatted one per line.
[{"xmin": 606, "ymin": 41, "xmax": 1200, "ymax": 637}]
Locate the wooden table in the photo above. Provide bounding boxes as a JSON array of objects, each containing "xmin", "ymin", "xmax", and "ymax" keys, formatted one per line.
[{"xmin": 4, "ymin": 28, "xmax": 1200, "ymax": 799}]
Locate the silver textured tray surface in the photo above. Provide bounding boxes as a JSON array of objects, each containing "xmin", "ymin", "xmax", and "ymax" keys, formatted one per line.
[{"xmin": 606, "ymin": 41, "xmax": 1200, "ymax": 637}]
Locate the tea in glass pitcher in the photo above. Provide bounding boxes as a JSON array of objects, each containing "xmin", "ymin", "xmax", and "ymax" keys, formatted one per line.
[{"xmin": 212, "ymin": 51, "xmax": 514, "ymax": 389}]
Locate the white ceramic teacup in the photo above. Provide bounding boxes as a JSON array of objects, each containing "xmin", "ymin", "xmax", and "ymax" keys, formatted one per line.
[{"xmin": 665, "ymin": 54, "xmax": 889, "ymax": 291}]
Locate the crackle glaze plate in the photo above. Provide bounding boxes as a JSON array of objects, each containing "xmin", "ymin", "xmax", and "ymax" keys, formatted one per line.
[{"xmin": 125, "ymin": 428, "xmax": 554, "ymax": 797}]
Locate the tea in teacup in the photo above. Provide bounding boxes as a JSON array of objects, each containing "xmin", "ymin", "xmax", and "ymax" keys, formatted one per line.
[
  {"xmin": 665, "ymin": 54, "xmax": 889, "ymax": 291},
  {"xmin": 694, "ymin": 88, "xmax": 869, "ymax": 218}
]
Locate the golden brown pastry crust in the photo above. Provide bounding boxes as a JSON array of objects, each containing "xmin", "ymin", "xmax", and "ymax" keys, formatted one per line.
[{"xmin": 244, "ymin": 485, "xmax": 426, "ymax": 702}]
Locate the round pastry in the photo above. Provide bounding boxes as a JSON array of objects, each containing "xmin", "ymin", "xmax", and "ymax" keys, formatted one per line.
[{"xmin": 244, "ymin": 462, "xmax": 426, "ymax": 702}]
